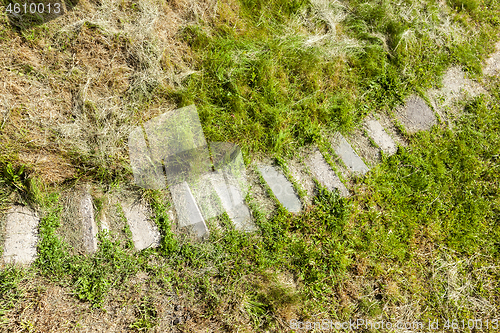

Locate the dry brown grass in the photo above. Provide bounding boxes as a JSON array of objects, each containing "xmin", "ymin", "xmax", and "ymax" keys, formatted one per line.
[
  {"xmin": 430, "ymin": 252, "xmax": 499, "ymax": 317},
  {"xmin": 0, "ymin": 0, "xmax": 231, "ymax": 185},
  {"xmin": 0, "ymin": 273, "xmax": 193, "ymax": 333},
  {"xmin": 288, "ymin": 0, "xmax": 363, "ymax": 59}
]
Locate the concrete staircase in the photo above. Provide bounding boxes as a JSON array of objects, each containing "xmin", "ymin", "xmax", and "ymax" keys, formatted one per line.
[{"xmin": 0, "ymin": 63, "xmax": 492, "ymax": 265}]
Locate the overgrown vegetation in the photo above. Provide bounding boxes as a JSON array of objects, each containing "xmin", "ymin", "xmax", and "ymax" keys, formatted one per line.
[{"xmin": 0, "ymin": 0, "xmax": 499, "ymax": 331}]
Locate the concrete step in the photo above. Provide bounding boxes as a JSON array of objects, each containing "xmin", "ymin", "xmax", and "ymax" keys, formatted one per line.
[
  {"xmin": 364, "ymin": 118, "xmax": 397, "ymax": 156},
  {"xmin": 374, "ymin": 111, "xmax": 409, "ymax": 148},
  {"xmin": 59, "ymin": 190, "xmax": 99, "ymax": 255},
  {"xmin": 122, "ymin": 201, "xmax": 161, "ymax": 250},
  {"xmin": 345, "ymin": 128, "xmax": 381, "ymax": 167},
  {"xmin": 305, "ymin": 149, "xmax": 349, "ymax": 197},
  {"xmin": 169, "ymin": 181, "xmax": 209, "ymax": 238},
  {"xmin": 331, "ymin": 133, "xmax": 370, "ymax": 175},
  {"xmin": 395, "ymin": 95, "xmax": 437, "ymax": 134},
  {"xmin": 209, "ymin": 142, "xmax": 256, "ymax": 231},
  {"xmin": 209, "ymin": 170, "xmax": 255, "ymax": 232},
  {"xmin": 80, "ymin": 193, "xmax": 99, "ymax": 253},
  {"xmin": 257, "ymin": 165, "xmax": 302, "ymax": 213},
  {"xmin": 1, "ymin": 206, "xmax": 39, "ymax": 265},
  {"xmin": 286, "ymin": 150, "xmax": 317, "ymax": 207}
]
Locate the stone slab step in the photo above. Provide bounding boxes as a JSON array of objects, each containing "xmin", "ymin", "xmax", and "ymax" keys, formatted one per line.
[
  {"xmin": 396, "ymin": 95, "xmax": 436, "ymax": 134},
  {"xmin": 257, "ymin": 165, "xmax": 302, "ymax": 213},
  {"xmin": 332, "ymin": 134, "xmax": 370, "ymax": 175},
  {"xmin": 169, "ymin": 181, "xmax": 209, "ymax": 238},
  {"xmin": 2, "ymin": 206, "xmax": 39, "ymax": 265},
  {"xmin": 210, "ymin": 170, "xmax": 255, "ymax": 231},
  {"xmin": 375, "ymin": 112, "xmax": 409, "ymax": 148},
  {"xmin": 122, "ymin": 201, "xmax": 161, "ymax": 250},
  {"xmin": 364, "ymin": 118, "xmax": 397, "ymax": 156},
  {"xmin": 58, "ymin": 190, "xmax": 99, "ymax": 255},
  {"xmin": 80, "ymin": 193, "xmax": 99, "ymax": 253},
  {"xmin": 208, "ymin": 142, "xmax": 256, "ymax": 230},
  {"xmin": 305, "ymin": 150, "xmax": 349, "ymax": 197}
]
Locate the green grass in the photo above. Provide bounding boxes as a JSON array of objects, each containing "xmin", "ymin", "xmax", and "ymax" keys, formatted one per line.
[
  {"xmin": 163, "ymin": 0, "xmax": 500, "ymax": 162},
  {"xmin": 1, "ymin": 0, "xmax": 500, "ymax": 330},
  {"xmin": 1, "ymin": 88, "xmax": 499, "ymax": 326},
  {"xmin": 356, "ymin": 92, "xmax": 500, "ymax": 258},
  {"xmin": 11, "ymin": 82, "xmax": 496, "ymax": 328}
]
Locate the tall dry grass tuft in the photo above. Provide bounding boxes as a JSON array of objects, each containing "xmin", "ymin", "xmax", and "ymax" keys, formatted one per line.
[{"xmin": 290, "ymin": 0, "xmax": 363, "ymax": 58}]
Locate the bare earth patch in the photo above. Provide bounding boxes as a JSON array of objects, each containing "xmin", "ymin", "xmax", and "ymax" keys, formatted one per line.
[{"xmin": 428, "ymin": 66, "xmax": 487, "ymax": 127}]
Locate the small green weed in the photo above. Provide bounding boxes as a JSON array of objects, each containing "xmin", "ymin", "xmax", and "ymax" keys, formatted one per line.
[
  {"xmin": 145, "ymin": 190, "xmax": 178, "ymax": 256},
  {"xmin": 35, "ymin": 200, "xmax": 69, "ymax": 278},
  {"xmin": 129, "ymin": 297, "xmax": 158, "ymax": 330},
  {"xmin": 1, "ymin": 163, "xmax": 27, "ymax": 192}
]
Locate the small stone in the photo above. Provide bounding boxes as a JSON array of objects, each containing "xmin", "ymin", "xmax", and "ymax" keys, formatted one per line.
[{"xmin": 173, "ymin": 317, "xmax": 181, "ymax": 325}]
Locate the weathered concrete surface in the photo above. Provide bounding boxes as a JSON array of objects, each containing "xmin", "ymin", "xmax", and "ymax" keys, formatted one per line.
[
  {"xmin": 396, "ymin": 95, "xmax": 437, "ymax": 134},
  {"xmin": 188, "ymin": 174, "xmax": 224, "ymax": 224},
  {"xmin": 258, "ymin": 165, "xmax": 301, "ymax": 213},
  {"xmin": 305, "ymin": 150, "xmax": 349, "ymax": 197},
  {"xmin": 364, "ymin": 118, "xmax": 397, "ymax": 156},
  {"xmin": 375, "ymin": 112, "xmax": 409, "ymax": 148},
  {"xmin": 169, "ymin": 181, "xmax": 209, "ymax": 238},
  {"xmin": 59, "ymin": 190, "xmax": 99, "ymax": 254},
  {"xmin": 122, "ymin": 201, "xmax": 161, "ymax": 250},
  {"xmin": 208, "ymin": 142, "xmax": 256, "ymax": 230},
  {"xmin": 94, "ymin": 194, "xmax": 133, "ymax": 244},
  {"xmin": 80, "ymin": 193, "xmax": 98, "ymax": 253},
  {"xmin": 2, "ymin": 206, "xmax": 39, "ymax": 265},
  {"xmin": 331, "ymin": 134, "xmax": 370, "ymax": 175}
]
